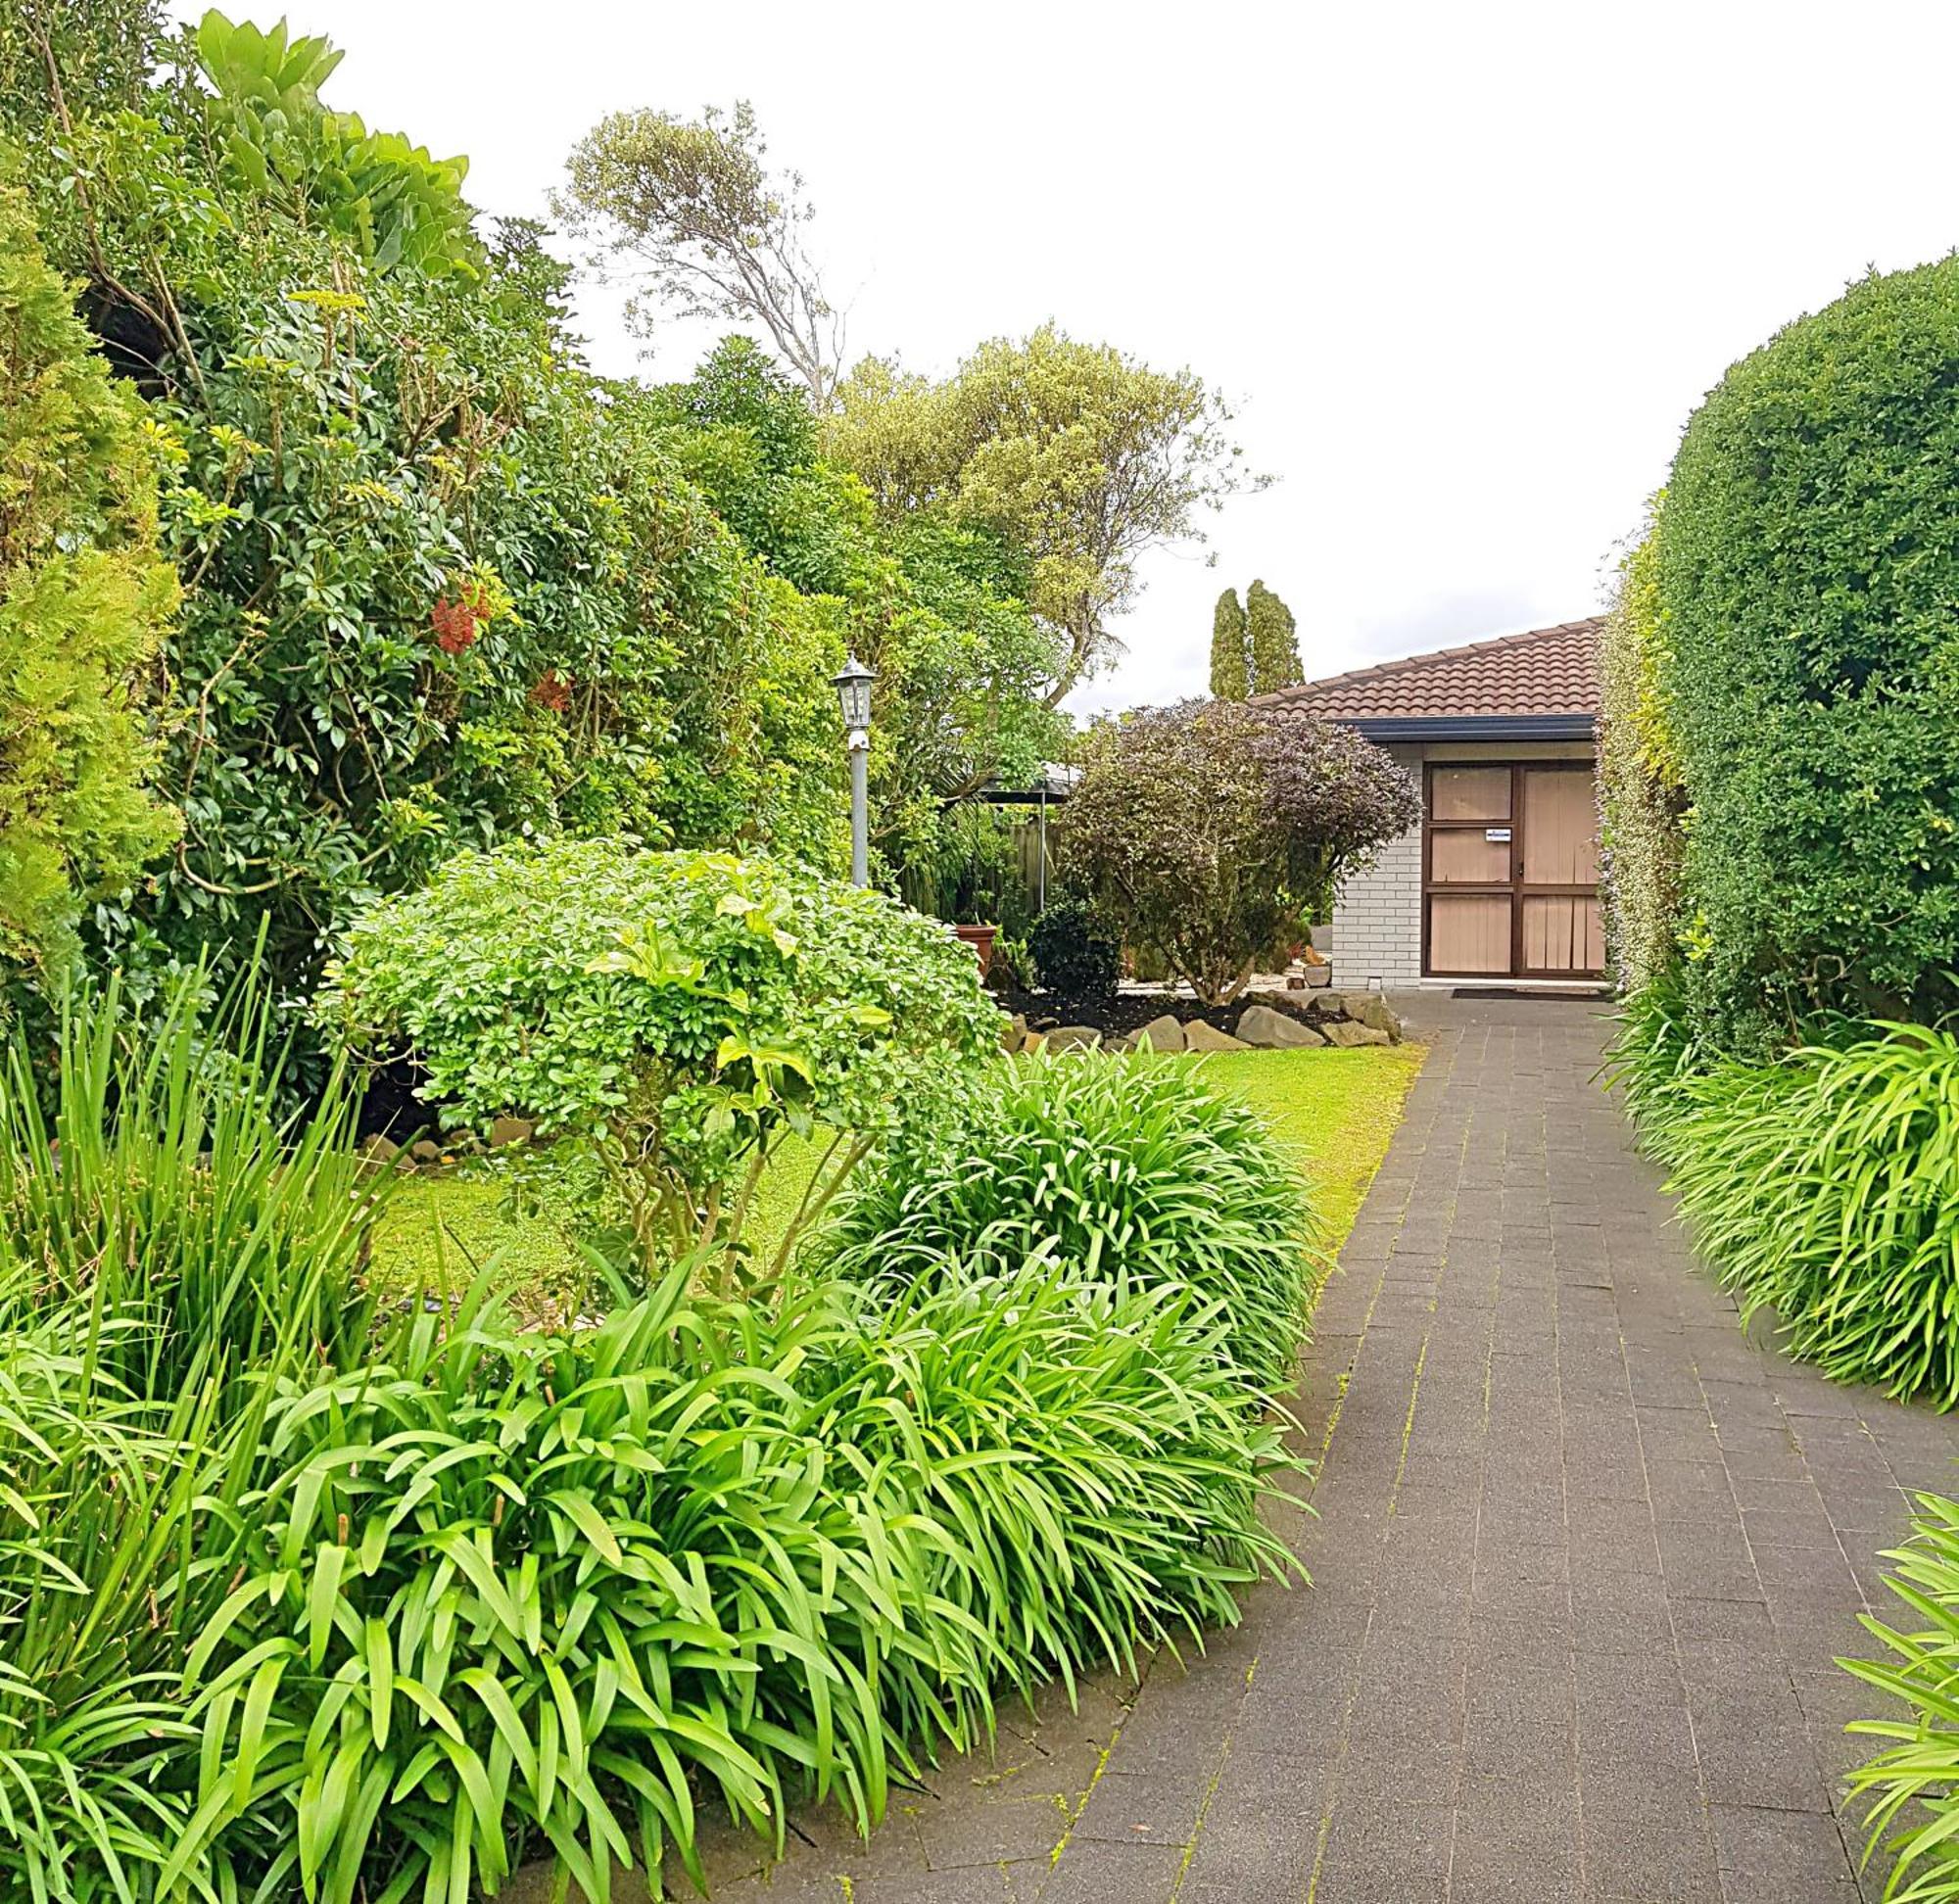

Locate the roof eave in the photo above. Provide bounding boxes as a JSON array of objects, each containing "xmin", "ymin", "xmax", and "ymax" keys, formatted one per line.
[{"xmin": 1334, "ymin": 713, "xmax": 1597, "ymax": 743}]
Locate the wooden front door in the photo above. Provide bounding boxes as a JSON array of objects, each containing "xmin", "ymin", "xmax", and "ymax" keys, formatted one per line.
[{"xmin": 1422, "ymin": 763, "xmax": 1603, "ymax": 978}]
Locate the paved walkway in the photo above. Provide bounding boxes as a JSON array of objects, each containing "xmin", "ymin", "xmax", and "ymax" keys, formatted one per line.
[{"xmin": 692, "ymin": 995, "xmax": 1956, "ymax": 1904}]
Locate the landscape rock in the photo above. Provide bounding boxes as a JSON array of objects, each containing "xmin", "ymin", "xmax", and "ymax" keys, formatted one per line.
[
  {"xmin": 1132, "ymin": 1013, "xmax": 1187, "ymax": 1053},
  {"xmin": 408, "ymin": 1138, "xmax": 443, "ymax": 1165},
  {"xmin": 1001, "ymin": 1013, "xmax": 1028, "ymax": 1053},
  {"xmin": 360, "ymin": 1133, "xmax": 401, "ymax": 1165},
  {"xmin": 1182, "ymin": 1020, "xmax": 1249, "ymax": 1053},
  {"xmin": 1347, "ymin": 992, "xmax": 1403, "ymax": 1038},
  {"xmin": 1321, "ymin": 1020, "xmax": 1391, "ymax": 1047},
  {"xmin": 1045, "ymin": 1024, "xmax": 1102, "ymax": 1052},
  {"xmin": 1307, "ymin": 990, "xmax": 1351, "ymax": 1018},
  {"xmin": 1236, "ymin": 1004, "xmax": 1327, "ymax": 1049},
  {"xmin": 488, "ymin": 1115, "xmax": 535, "ymax": 1149}
]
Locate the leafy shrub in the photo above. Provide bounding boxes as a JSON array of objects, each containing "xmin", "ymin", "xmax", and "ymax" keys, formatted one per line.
[
  {"xmin": 1029, "ymin": 893, "xmax": 1120, "ymax": 1001},
  {"xmin": 0, "ymin": 176, "xmax": 178, "ymax": 976},
  {"xmin": 171, "ymin": 1262, "xmax": 1298, "ymax": 1901},
  {"xmin": 1062, "ymin": 699, "xmax": 1417, "ymax": 1004},
  {"xmin": 194, "ymin": 11, "xmax": 484, "ymax": 282},
  {"xmin": 321, "ymin": 840, "xmax": 1000, "ymax": 1282},
  {"xmin": 1610, "ymin": 1006, "xmax": 1959, "ymax": 1407},
  {"xmin": 0, "ymin": 965, "xmax": 383, "ymax": 1904},
  {"xmin": 1843, "ymin": 1493, "xmax": 1959, "ymax": 1904},
  {"xmin": 1656, "ymin": 256, "xmax": 1959, "ymax": 1045},
  {"xmin": 823, "ymin": 1052, "xmax": 1318, "ymax": 1398},
  {"xmin": 12, "ymin": 22, "xmax": 846, "ymax": 1024},
  {"xmin": 1597, "ymin": 516, "xmax": 1686, "ymax": 995}
]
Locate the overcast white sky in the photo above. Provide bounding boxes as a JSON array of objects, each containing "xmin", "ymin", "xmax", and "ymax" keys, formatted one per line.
[{"xmin": 172, "ymin": 0, "xmax": 1959, "ymax": 714}]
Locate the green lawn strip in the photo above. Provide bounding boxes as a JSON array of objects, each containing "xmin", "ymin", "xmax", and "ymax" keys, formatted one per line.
[
  {"xmin": 370, "ymin": 1045, "xmax": 1423, "ymax": 1294},
  {"xmin": 1193, "ymin": 1043, "xmax": 1424, "ymax": 1250}
]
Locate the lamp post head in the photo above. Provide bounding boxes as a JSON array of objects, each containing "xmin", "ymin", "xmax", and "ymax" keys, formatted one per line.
[{"xmin": 833, "ymin": 654, "xmax": 875, "ymax": 745}]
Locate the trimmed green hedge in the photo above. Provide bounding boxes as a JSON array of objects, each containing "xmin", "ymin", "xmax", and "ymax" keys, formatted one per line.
[{"xmin": 1657, "ymin": 257, "xmax": 1959, "ymax": 1046}]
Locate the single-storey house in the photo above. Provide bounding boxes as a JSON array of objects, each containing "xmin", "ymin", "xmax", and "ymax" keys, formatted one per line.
[{"xmin": 1261, "ymin": 618, "xmax": 1604, "ymax": 989}]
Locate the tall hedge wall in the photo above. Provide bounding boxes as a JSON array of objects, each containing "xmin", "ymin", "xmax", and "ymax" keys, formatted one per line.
[
  {"xmin": 1597, "ymin": 517, "xmax": 1685, "ymax": 996},
  {"xmin": 1657, "ymin": 257, "xmax": 1959, "ymax": 1047}
]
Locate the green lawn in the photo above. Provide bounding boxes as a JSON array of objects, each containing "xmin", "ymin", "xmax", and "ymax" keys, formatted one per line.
[
  {"xmin": 370, "ymin": 1044, "xmax": 1424, "ymax": 1293},
  {"xmin": 1197, "ymin": 1043, "xmax": 1425, "ymax": 1247}
]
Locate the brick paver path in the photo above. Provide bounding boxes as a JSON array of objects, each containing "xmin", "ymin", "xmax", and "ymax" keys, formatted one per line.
[{"xmin": 684, "ymin": 996, "xmax": 1956, "ymax": 1904}]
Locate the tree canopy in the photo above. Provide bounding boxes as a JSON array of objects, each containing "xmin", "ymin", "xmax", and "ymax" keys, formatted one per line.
[
  {"xmin": 1245, "ymin": 580, "xmax": 1303, "ymax": 693},
  {"xmin": 1210, "ymin": 579, "xmax": 1302, "ymax": 698},
  {"xmin": 1210, "ymin": 589, "xmax": 1248, "ymax": 699},
  {"xmin": 828, "ymin": 325, "xmax": 1262, "ymax": 699},
  {"xmin": 556, "ymin": 101, "xmax": 842, "ymax": 408}
]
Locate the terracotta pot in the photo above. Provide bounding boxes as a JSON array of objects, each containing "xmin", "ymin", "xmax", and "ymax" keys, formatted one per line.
[{"xmin": 954, "ymin": 923, "xmax": 999, "ymax": 977}]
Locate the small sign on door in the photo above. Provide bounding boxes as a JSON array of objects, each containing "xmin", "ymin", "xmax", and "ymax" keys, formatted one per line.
[{"xmin": 1485, "ymin": 828, "xmax": 1511, "ymax": 842}]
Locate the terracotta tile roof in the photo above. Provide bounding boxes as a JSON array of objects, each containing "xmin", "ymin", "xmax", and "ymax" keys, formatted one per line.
[{"xmin": 1259, "ymin": 618, "xmax": 1602, "ymax": 725}]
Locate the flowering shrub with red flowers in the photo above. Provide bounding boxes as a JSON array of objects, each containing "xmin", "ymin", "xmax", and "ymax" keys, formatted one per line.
[
  {"xmin": 430, "ymin": 582, "xmax": 494, "ymax": 655},
  {"xmin": 530, "ymin": 669, "xmax": 572, "ymax": 712}
]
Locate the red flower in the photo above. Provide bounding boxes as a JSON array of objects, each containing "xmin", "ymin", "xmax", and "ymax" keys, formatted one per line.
[
  {"xmin": 531, "ymin": 669, "xmax": 572, "ymax": 712},
  {"xmin": 430, "ymin": 583, "xmax": 493, "ymax": 655}
]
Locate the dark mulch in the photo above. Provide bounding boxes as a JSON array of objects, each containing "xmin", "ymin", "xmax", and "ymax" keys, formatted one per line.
[{"xmin": 988, "ymin": 982, "xmax": 1338, "ymax": 1038}]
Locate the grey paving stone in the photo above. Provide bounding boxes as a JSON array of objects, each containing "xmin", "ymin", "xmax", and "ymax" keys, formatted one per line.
[
  {"xmin": 1311, "ymin": 1793, "xmax": 1453, "ymax": 1903},
  {"xmin": 1582, "ymin": 1788, "xmax": 1723, "ymax": 1904}
]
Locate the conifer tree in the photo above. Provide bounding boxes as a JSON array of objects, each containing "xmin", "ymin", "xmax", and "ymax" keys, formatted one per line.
[
  {"xmin": 1210, "ymin": 586, "xmax": 1248, "ymax": 699},
  {"xmin": 1246, "ymin": 579, "xmax": 1303, "ymax": 693}
]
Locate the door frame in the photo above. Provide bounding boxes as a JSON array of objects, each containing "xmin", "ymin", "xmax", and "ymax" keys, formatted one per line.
[{"xmin": 1420, "ymin": 760, "xmax": 1602, "ymax": 979}]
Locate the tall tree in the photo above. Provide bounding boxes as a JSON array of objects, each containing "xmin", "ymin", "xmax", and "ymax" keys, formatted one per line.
[
  {"xmin": 1210, "ymin": 587, "xmax": 1248, "ymax": 699},
  {"xmin": 556, "ymin": 102, "xmax": 843, "ymax": 409},
  {"xmin": 1246, "ymin": 579, "xmax": 1303, "ymax": 693},
  {"xmin": 828, "ymin": 325, "xmax": 1263, "ymax": 701}
]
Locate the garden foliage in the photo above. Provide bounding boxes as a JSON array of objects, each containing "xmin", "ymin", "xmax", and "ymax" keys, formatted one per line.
[
  {"xmin": 1062, "ymin": 699, "xmax": 1418, "ymax": 1003},
  {"xmin": 0, "ymin": 178, "xmax": 179, "ymax": 974},
  {"xmin": 5, "ymin": 14, "xmax": 846, "ymax": 1021},
  {"xmin": 1596, "ymin": 518, "xmax": 1684, "ymax": 996},
  {"xmin": 1607, "ymin": 988, "xmax": 1959, "ymax": 1408},
  {"xmin": 0, "ymin": 967, "xmax": 386, "ymax": 1902},
  {"xmin": 321, "ymin": 839, "xmax": 1001, "ymax": 1278},
  {"xmin": 1602, "ymin": 258, "xmax": 1959, "ymax": 1435},
  {"xmin": 824, "ymin": 1051, "xmax": 1318, "ymax": 1398},
  {"xmin": 649, "ymin": 340, "xmax": 1070, "ymax": 873},
  {"xmin": 1654, "ymin": 257, "xmax": 1959, "ymax": 1045},
  {"xmin": 1843, "ymin": 1493, "xmax": 1959, "ymax": 1904},
  {"xmin": 0, "ymin": 973, "xmax": 1302, "ymax": 1904}
]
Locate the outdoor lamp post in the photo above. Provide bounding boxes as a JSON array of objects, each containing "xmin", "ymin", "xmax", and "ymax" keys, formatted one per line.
[{"xmin": 833, "ymin": 655, "xmax": 875, "ymax": 886}]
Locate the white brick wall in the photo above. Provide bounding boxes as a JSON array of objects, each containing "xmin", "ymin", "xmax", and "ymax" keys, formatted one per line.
[{"xmin": 1331, "ymin": 745, "xmax": 1424, "ymax": 987}]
